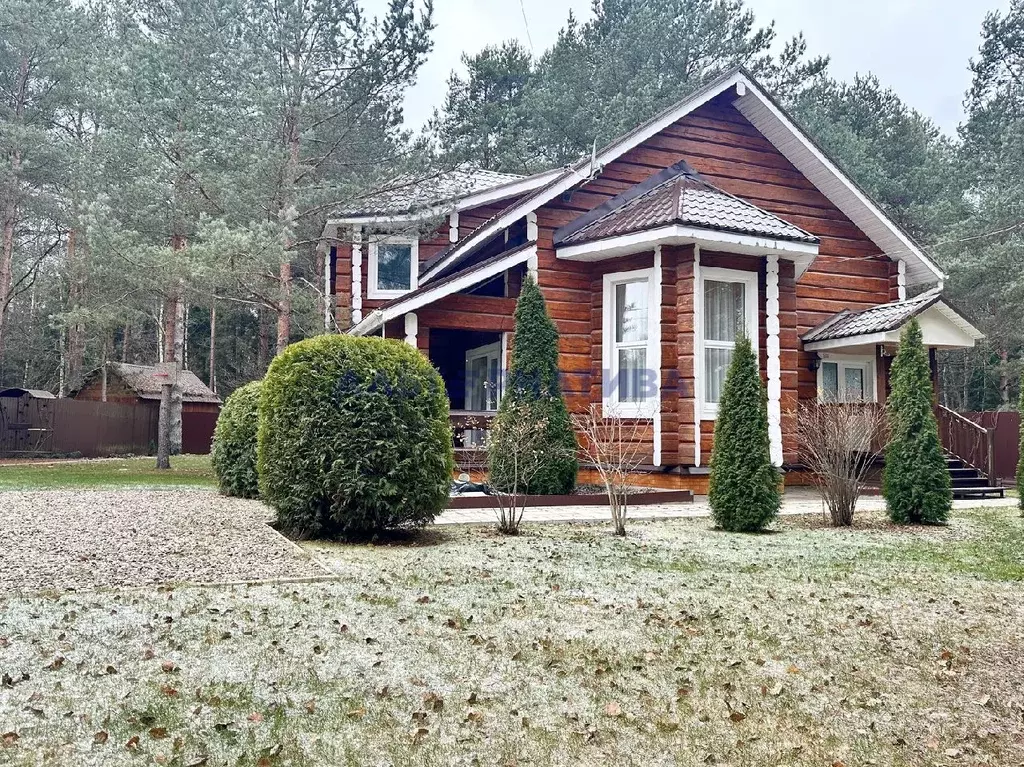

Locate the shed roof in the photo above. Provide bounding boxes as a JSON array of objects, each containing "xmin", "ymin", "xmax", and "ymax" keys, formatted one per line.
[
  {"xmin": 89, "ymin": 363, "xmax": 221, "ymax": 404},
  {"xmin": 0, "ymin": 387, "xmax": 56, "ymax": 399},
  {"xmin": 555, "ymin": 161, "xmax": 817, "ymax": 247},
  {"xmin": 802, "ymin": 290, "xmax": 942, "ymax": 343}
]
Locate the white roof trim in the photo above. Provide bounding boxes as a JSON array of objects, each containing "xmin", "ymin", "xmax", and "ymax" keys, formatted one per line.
[
  {"xmin": 416, "ymin": 68, "xmax": 944, "ymax": 289},
  {"xmin": 732, "ymin": 88, "xmax": 945, "ymax": 287},
  {"xmin": 348, "ymin": 245, "xmax": 536, "ymax": 336},
  {"xmin": 556, "ymin": 224, "xmax": 819, "ymax": 276},
  {"xmin": 804, "ymin": 300, "xmax": 983, "ymax": 352}
]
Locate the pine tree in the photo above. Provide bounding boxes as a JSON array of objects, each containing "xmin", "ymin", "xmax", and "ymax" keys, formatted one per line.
[
  {"xmin": 1017, "ymin": 373, "xmax": 1023, "ymax": 513},
  {"xmin": 883, "ymin": 319, "xmax": 952, "ymax": 524},
  {"xmin": 488, "ymin": 274, "xmax": 578, "ymax": 494},
  {"xmin": 708, "ymin": 333, "xmax": 780, "ymax": 532}
]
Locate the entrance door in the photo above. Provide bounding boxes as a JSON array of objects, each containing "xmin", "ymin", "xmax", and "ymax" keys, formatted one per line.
[{"xmin": 464, "ymin": 342, "xmax": 502, "ymax": 446}]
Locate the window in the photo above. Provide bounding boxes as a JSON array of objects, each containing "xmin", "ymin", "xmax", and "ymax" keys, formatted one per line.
[
  {"xmin": 818, "ymin": 355, "xmax": 875, "ymax": 403},
  {"xmin": 368, "ymin": 237, "xmax": 418, "ymax": 298},
  {"xmin": 698, "ymin": 267, "xmax": 758, "ymax": 419},
  {"xmin": 603, "ymin": 268, "xmax": 658, "ymax": 417}
]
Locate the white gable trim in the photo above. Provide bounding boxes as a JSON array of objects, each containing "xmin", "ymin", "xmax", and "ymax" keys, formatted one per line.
[
  {"xmin": 415, "ymin": 68, "xmax": 943, "ymax": 289},
  {"xmin": 732, "ymin": 89, "xmax": 945, "ymax": 286},
  {"xmin": 349, "ymin": 245, "xmax": 536, "ymax": 337}
]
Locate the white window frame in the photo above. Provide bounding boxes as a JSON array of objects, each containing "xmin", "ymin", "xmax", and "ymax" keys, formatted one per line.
[
  {"xmin": 697, "ymin": 266, "xmax": 759, "ymax": 420},
  {"xmin": 817, "ymin": 353, "xmax": 877, "ymax": 403},
  {"xmin": 367, "ymin": 236, "xmax": 418, "ymax": 299},
  {"xmin": 602, "ymin": 267, "xmax": 659, "ymax": 419}
]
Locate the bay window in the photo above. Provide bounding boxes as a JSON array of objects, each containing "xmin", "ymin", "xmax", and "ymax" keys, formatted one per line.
[
  {"xmin": 603, "ymin": 268, "xmax": 658, "ymax": 417},
  {"xmin": 368, "ymin": 237, "xmax": 418, "ymax": 298},
  {"xmin": 699, "ymin": 267, "xmax": 758, "ymax": 419}
]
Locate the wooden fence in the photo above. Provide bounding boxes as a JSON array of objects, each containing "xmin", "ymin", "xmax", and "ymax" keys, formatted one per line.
[{"xmin": 0, "ymin": 398, "xmax": 159, "ymax": 458}]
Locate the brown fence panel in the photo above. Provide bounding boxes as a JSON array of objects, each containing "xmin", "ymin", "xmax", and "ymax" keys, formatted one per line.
[
  {"xmin": 48, "ymin": 399, "xmax": 159, "ymax": 457},
  {"xmin": 964, "ymin": 411, "xmax": 1020, "ymax": 484},
  {"xmin": 182, "ymin": 410, "xmax": 218, "ymax": 455}
]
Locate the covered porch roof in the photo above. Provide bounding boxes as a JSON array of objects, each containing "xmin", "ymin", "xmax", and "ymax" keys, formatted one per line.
[{"xmin": 802, "ymin": 289, "xmax": 984, "ymax": 353}]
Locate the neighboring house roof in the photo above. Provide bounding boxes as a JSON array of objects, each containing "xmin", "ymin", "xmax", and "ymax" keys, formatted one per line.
[
  {"xmin": 414, "ymin": 67, "xmax": 945, "ymax": 289},
  {"xmin": 329, "ymin": 167, "xmax": 560, "ymax": 221},
  {"xmin": 80, "ymin": 363, "xmax": 221, "ymax": 404},
  {"xmin": 0, "ymin": 387, "xmax": 56, "ymax": 399},
  {"xmin": 555, "ymin": 161, "xmax": 817, "ymax": 247},
  {"xmin": 802, "ymin": 289, "xmax": 983, "ymax": 350}
]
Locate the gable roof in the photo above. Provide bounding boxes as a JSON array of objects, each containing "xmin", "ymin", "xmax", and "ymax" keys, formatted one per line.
[
  {"xmin": 329, "ymin": 167, "xmax": 561, "ymax": 222},
  {"xmin": 802, "ymin": 289, "xmax": 983, "ymax": 348},
  {"xmin": 416, "ymin": 67, "xmax": 945, "ymax": 288},
  {"xmin": 84, "ymin": 363, "xmax": 221, "ymax": 404},
  {"xmin": 555, "ymin": 161, "xmax": 817, "ymax": 247}
]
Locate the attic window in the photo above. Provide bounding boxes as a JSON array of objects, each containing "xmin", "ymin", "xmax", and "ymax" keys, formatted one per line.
[{"xmin": 368, "ymin": 237, "xmax": 418, "ymax": 298}]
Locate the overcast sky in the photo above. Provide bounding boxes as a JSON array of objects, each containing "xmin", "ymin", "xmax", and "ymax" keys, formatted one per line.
[{"xmin": 396, "ymin": 0, "xmax": 1010, "ymax": 137}]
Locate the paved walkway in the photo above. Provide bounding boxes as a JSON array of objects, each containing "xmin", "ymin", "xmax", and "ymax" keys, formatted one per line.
[{"xmin": 435, "ymin": 489, "xmax": 1019, "ymax": 525}]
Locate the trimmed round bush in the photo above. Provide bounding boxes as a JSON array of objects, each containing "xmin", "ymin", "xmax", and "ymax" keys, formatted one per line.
[
  {"xmin": 211, "ymin": 380, "xmax": 262, "ymax": 498},
  {"xmin": 257, "ymin": 334, "xmax": 454, "ymax": 538}
]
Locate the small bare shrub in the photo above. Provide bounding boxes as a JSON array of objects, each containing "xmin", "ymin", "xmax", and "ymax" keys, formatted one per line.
[
  {"xmin": 486, "ymin": 401, "xmax": 571, "ymax": 534},
  {"xmin": 798, "ymin": 403, "xmax": 887, "ymax": 526},
  {"xmin": 572, "ymin": 404, "xmax": 650, "ymax": 536}
]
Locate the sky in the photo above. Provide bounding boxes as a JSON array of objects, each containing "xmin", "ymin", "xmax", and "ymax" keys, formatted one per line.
[{"xmin": 395, "ymin": 0, "xmax": 1011, "ymax": 137}]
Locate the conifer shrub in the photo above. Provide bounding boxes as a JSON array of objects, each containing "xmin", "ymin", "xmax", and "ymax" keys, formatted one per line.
[
  {"xmin": 258, "ymin": 334, "xmax": 454, "ymax": 538},
  {"xmin": 211, "ymin": 380, "xmax": 262, "ymax": 498},
  {"xmin": 708, "ymin": 333, "xmax": 780, "ymax": 532},
  {"xmin": 883, "ymin": 318, "xmax": 952, "ymax": 524},
  {"xmin": 1017, "ymin": 373, "xmax": 1023, "ymax": 513},
  {"xmin": 488, "ymin": 274, "xmax": 578, "ymax": 495}
]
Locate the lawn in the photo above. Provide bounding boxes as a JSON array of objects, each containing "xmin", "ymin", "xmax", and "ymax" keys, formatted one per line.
[
  {"xmin": 0, "ymin": 455, "xmax": 216, "ymax": 490},
  {"xmin": 2, "ymin": 506, "xmax": 1023, "ymax": 766}
]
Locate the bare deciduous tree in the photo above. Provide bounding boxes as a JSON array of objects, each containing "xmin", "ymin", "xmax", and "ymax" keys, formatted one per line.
[
  {"xmin": 572, "ymin": 404, "xmax": 651, "ymax": 536},
  {"xmin": 797, "ymin": 403, "xmax": 888, "ymax": 526}
]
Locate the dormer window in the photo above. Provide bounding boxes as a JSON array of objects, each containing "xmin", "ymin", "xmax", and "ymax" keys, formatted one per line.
[{"xmin": 368, "ymin": 237, "xmax": 418, "ymax": 298}]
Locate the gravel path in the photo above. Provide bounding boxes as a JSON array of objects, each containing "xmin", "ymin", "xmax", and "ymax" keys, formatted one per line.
[{"xmin": 0, "ymin": 489, "xmax": 325, "ymax": 592}]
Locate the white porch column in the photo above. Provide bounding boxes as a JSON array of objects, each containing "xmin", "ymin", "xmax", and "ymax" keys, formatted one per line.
[
  {"xmin": 897, "ymin": 259, "xmax": 907, "ymax": 301},
  {"xmin": 652, "ymin": 245, "xmax": 663, "ymax": 467},
  {"xmin": 351, "ymin": 226, "xmax": 363, "ymax": 324},
  {"xmin": 448, "ymin": 211, "xmax": 459, "ymax": 243},
  {"xmin": 404, "ymin": 312, "xmax": 418, "ymax": 348},
  {"xmin": 526, "ymin": 211, "xmax": 538, "ymax": 241},
  {"xmin": 766, "ymin": 255, "xmax": 783, "ymax": 467},
  {"xmin": 693, "ymin": 245, "xmax": 702, "ymax": 467}
]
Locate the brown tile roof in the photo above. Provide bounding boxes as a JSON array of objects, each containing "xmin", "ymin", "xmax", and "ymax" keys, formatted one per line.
[
  {"xmin": 555, "ymin": 161, "xmax": 817, "ymax": 247},
  {"xmin": 104, "ymin": 363, "xmax": 221, "ymax": 404},
  {"xmin": 801, "ymin": 290, "xmax": 942, "ymax": 342}
]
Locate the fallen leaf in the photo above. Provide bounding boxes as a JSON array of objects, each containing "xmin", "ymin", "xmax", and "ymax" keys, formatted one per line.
[
  {"xmin": 346, "ymin": 708, "xmax": 365, "ymax": 719},
  {"xmin": 149, "ymin": 727, "xmax": 168, "ymax": 740},
  {"xmin": 411, "ymin": 726, "xmax": 429, "ymax": 744},
  {"xmin": 416, "ymin": 595, "xmax": 431, "ymax": 604},
  {"xmin": 729, "ymin": 711, "xmax": 746, "ymax": 723},
  {"xmin": 422, "ymin": 692, "xmax": 444, "ymax": 712},
  {"xmin": 125, "ymin": 736, "xmax": 140, "ymax": 750},
  {"xmin": 604, "ymin": 701, "xmax": 622, "ymax": 717},
  {"xmin": 465, "ymin": 710, "xmax": 483, "ymax": 723},
  {"xmin": 2, "ymin": 732, "xmax": 19, "ymax": 746},
  {"xmin": 160, "ymin": 685, "xmax": 179, "ymax": 698},
  {"xmin": 160, "ymin": 661, "xmax": 178, "ymax": 673},
  {"xmin": 93, "ymin": 731, "xmax": 108, "ymax": 745},
  {"xmin": 303, "ymin": 700, "xmax": 316, "ymax": 714},
  {"xmin": 247, "ymin": 712, "xmax": 264, "ymax": 723}
]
